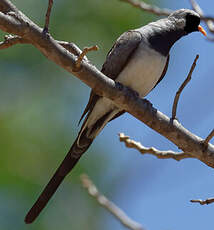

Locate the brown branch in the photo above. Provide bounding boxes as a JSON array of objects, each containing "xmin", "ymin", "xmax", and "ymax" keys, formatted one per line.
[
  {"xmin": 44, "ymin": 0, "xmax": 53, "ymax": 33},
  {"xmin": 75, "ymin": 45, "xmax": 99, "ymax": 70},
  {"xmin": 190, "ymin": 198, "xmax": 214, "ymax": 205},
  {"xmin": 57, "ymin": 41, "xmax": 85, "ymax": 57},
  {"xmin": 120, "ymin": 0, "xmax": 172, "ymax": 16},
  {"xmin": 0, "ymin": 35, "xmax": 29, "ymax": 49},
  {"xmin": 0, "ymin": 34, "xmax": 89, "ymax": 61},
  {"xmin": 123, "ymin": 0, "xmax": 214, "ymax": 38},
  {"xmin": 120, "ymin": 0, "xmax": 214, "ymax": 22},
  {"xmin": 0, "ymin": 36, "xmax": 85, "ymax": 57},
  {"xmin": 171, "ymin": 55, "xmax": 199, "ymax": 119},
  {"xmin": 119, "ymin": 133, "xmax": 191, "ymax": 161},
  {"xmin": 204, "ymin": 129, "xmax": 214, "ymax": 145},
  {"xmin": 0, "ymin": 0, "xmax": 19, "ymax": 14},
  {"xmin": 1, "ymin": 0, "xmax": 214, "ymax": 169},
  {"xmin": 80, "ymin": 174, "xmax": 144, "ymax": 230}
]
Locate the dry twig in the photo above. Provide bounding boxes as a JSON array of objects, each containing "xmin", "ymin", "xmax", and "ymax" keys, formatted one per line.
[
  {"xmin": 0, "ymin": 35, "xmax": 29, "ymax": 49},
  {"xmin": 75, "ymin": 45, "xmax": 98, "ymax": 70},
  {"xmin": 121, "ymin": 0, "xmax": 214, "ymax": 37},
  {"xmin": 80, "ymin": 174, "xmax": 144, "ymax": 230},
  {"xmin": 44, "ymin": 0, "xmax": 53, "ymax": 33},
  {"xmin": 190, "ymin": 198, "xmax": 214, "ymax": 205},
  {"xmin": 171, "ymin": 55, "xmax": 199, "ymax": 119},
  {"xmin": 204, "ymin": 129, "xmax": 214, "ymax": 145},
  {"xmin": 120, "ymin": 0, "xmax": 172, "ymax": 16},
  {"xmin": 119, "ymin": 133, "xmax": 191, "ymax": 161}
]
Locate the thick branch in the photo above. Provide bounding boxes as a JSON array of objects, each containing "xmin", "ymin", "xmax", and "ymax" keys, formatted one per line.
[
  {"xmin": 57, "ymin": 41, "xmax": 86, "ymax": 57},
  {"xmin": 0, "ymin": 36, "xmax": 86, "ymax": 57},
  {"xmin": 0, "ymin": 0, "xmax": 19, "ymax": 13},
  {"xmin": 1, "ymin": 0, "xmax": 214, "ymax": 169},
  {"xmin": 81, "ymin": 174, "xmax": 144, "ymax": 230},
  {"xmin": 119, "ymin": 133, "xmax": 191, "ymax": 161}
]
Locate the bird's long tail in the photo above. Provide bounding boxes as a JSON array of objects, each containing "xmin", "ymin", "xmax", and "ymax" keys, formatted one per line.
[{"xmin": 25, "ymin": 100, "xmax": 119, "ymax": 224}]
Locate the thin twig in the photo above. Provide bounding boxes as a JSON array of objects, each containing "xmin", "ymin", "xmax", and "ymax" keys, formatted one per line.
[
  {"xmin": 119, "ymin": 133, "xmax": 191, "ymax": 161},
  {"xmin": 120, "ymin": 0, "xmax": 172, "ymax": 16},
  {"xmin": 190, "ymin": 0, "xmax": 214, "ymax": 33},
  {"xmin": 75, "ymin": 45, "xmax": 98, "ymax": 70},
  {"xmin": 190, "ymin": 198, "xmax": 214, "ymax": 205},
  {"xmin": 204, "ymin": 129, "xmax": 214, "ymax": 145},
  {"xmin": 121, "ymin": 0, "xmax": 214, "ymax": 23},
  {"xmin": 43, "ymin": 0, "xmax": 53, "ymax": 33},
  {"xmin": 80, "ymin": 174, "xmax": 144, "ymax": 230},
  {"xmin": 0, "ymin": 35, "xmax": 29, "ymax": 49},
  {"xmin": 190, "ymin": 0, "xmax": 204, "ymax": 16},
  {"xmin": 171, "ymin": 55, "xmax": 199, "ymax": 119}
]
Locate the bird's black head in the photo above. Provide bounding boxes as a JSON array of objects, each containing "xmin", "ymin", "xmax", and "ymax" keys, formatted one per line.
[
  {"xmin": 185, "ymin": 11, "xmax": 200, "ymax": 33},
  {"xmin": 168, "ymin": 9, "xmax": 206, "ymax": 36}
]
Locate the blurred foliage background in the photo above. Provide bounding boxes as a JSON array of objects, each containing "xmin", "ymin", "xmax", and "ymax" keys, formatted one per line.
[{"xmin": 0, "ymin": 0, "xmax": 214, "ymax": 230}]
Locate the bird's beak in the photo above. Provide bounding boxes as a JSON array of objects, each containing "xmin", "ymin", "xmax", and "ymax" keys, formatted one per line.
[{"xmin": 198, "ymin": 25, "xmax": 207, "ymax": 36}]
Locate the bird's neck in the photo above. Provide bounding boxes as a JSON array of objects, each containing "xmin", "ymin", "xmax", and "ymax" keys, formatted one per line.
[{"xmin": 144, "ymin": 19, "xmax": 186, "ymax": 56}]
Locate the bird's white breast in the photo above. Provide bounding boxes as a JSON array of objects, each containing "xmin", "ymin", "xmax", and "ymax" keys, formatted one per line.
[
  {"xmin": 116, "ymin": 41, "xmax": 167, "ymax": 97},
  {"xmin": 83, "ymin": 41, "xmax": 167, "ymax": 132}
]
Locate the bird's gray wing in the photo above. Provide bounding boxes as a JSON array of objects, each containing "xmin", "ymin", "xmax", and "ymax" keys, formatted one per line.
[{"xmin": 78, "ymin": 30, "xmax": 143, "ymax": 124}]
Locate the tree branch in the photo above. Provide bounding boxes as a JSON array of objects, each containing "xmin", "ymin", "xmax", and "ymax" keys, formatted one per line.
[
  {"xmin": 0, "ymin": 35, "xmax": 29, "ymax": 49},
  {"xmin": 57, "ymin": 41, "xmax": 86, "ymax": 57},
  {"xmin": 0, "ymin": 0, "xmax": 214, "ymax": 169},
  {"xmin": 190, "ymin": 198, "xmax": 214, "ymax": 205},
  {"xmin": 119, "ymin": 133, "xmax": 191, "ymax": 161},
  {"xmin": 0, "ymin": 35, "xmax": 88, "ymax": 57},
  {"xmin": 121, "ymin": 0, "xmax": 214, "ymax": 36},
  {"xmin": 80, "ymin": 174, "xmax": 144, "ymax": 230},
  {"xmin": 204, "ymin": 129, "xmax": 214, "ymax": 145},
  {"xmin": 120, "ymin": 0, "xmax": 172, "ymax": 16},
  {"xmin": 44, "ymin": 0, "xmax": 53, "ymax": 33}
]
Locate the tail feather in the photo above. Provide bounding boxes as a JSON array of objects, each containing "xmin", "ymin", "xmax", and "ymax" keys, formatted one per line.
[
  {"xmin": 25, "ymin": 134, "xmax": 93, "ymax": 224},
  {"xmin": 25, "ymin": 101, "xmax": 119, "ymax": 224}
]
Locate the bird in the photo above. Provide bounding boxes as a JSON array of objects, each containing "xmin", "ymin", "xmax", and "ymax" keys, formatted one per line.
[{"xmin": 25, "ymin": 9, "xmax": 206, "ymax": 224}]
